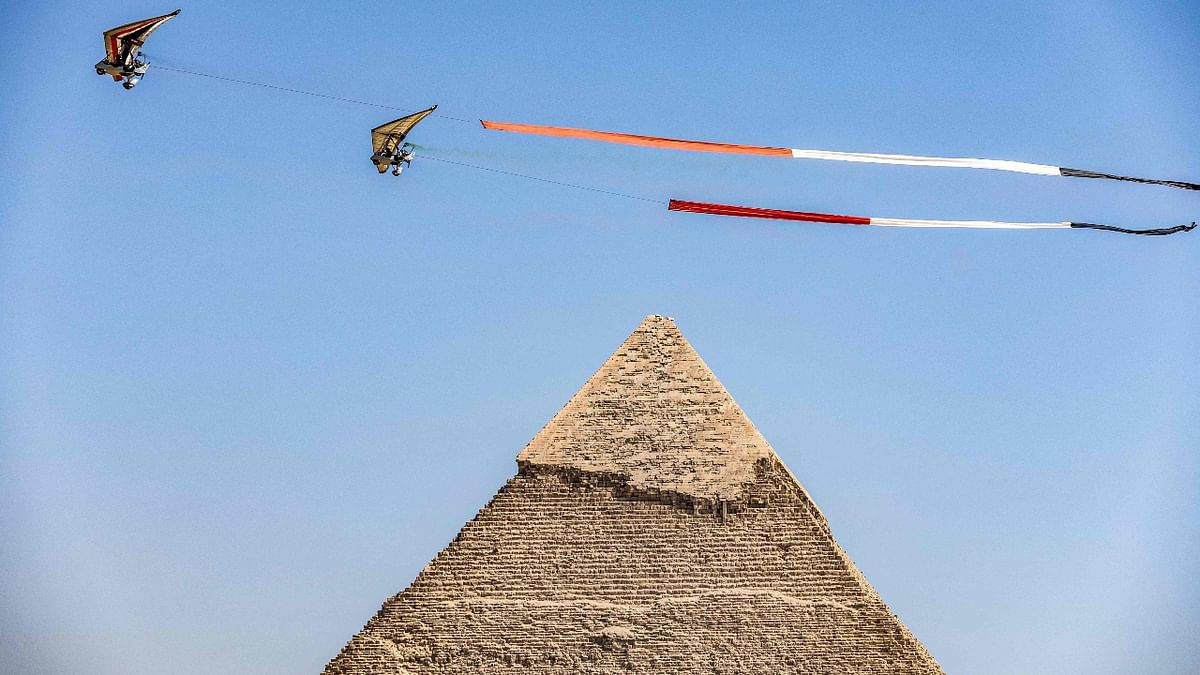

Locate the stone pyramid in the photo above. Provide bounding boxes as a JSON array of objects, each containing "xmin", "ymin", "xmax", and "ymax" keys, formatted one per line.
[{"xmin": 325, "ymin": 316, "xmax": 943, "ymax": 674}]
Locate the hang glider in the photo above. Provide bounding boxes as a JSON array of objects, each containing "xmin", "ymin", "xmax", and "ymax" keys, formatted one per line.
[
  {"xmin": 668, "ymin": 199, "xmax": 1197, "ymax": 236},
  {"xmin": 481, "ymin": 119, "xmax": 1200, "ymax": 192},
  {"xmin": 371, "ymin": 105, "xmax": 437, "ymax": 176},
  {"xmin": 95, "ymin": 9, "xmax": 181, "ymax": 89}
]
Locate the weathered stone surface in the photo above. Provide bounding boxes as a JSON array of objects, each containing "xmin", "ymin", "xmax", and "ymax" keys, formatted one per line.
[
  {"xmin": 325, "ymin": 316, "xmax": 943, "ymax": 674},
  {"xmin": 519, "ymin": 314, "xmax": 775, "ymax": 503}
]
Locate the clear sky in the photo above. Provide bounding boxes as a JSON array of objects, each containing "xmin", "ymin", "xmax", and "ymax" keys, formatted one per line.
[{"xmin": 2, "ymin": 2, "xmax": 1197, "ymax": 674}]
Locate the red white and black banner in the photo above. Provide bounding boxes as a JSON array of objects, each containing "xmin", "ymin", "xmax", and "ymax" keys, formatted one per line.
[
  {"xmin": 668, "ymin": 200, "xmax": 1197, "ymax": 236},
  {"xmin": 482, "ymin": 120, "xmax": 1199, "ymax": 192}
]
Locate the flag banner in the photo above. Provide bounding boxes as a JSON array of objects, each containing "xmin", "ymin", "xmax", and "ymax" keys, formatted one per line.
[
  {"xmin": 482, "ymin": 120, "xmax": 1199, "ymax": 191},
  {"xmin": 667, "ymin": 199, "xmax": 1196, "ymax": 236}
]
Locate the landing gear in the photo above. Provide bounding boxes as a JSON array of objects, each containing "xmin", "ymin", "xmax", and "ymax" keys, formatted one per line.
[
  {"xmin": 391, "ymin": 143, "xmax": 415, "ymax": 176},
  {"xmin": 372, "ymin": 143, "xmax": 416, "ymax": 177},
  {"xmin": 98, "ymin": 52, "xmax": 149, "ymax": 89}
]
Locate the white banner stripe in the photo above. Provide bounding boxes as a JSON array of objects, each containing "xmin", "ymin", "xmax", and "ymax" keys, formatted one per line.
[
  {"xmin": 789, "ymin": 149, "xmax": 1062, "ymax": 176},
  {"xmin": 870, "ymin": 217, "xmax": 1071, "ymax": 229}
]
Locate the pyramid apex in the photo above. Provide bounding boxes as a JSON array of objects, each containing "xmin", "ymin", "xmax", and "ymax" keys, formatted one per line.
[
  {"xmin": 632, "ymin": 313, "xmax": 678, "ymax": 331},
  {"xmin": 517, "ymin": 315, "xmax": 780, "ymax": 502}
]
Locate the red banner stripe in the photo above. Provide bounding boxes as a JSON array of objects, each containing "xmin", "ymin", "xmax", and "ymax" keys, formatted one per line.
[{"xmin": 668, "ymin": 199, "xmax": 872, "ymax": 225}]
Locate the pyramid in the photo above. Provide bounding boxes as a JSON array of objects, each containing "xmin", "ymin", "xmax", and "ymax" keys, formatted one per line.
[{"xmin": 325, "ymin": 316, "xmax": 943, "ymax": 674}]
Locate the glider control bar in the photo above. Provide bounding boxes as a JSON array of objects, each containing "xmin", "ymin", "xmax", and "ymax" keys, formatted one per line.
[
  {"xmin": 481, "ymin": 120, "xmax": 1199, "ymax": 191},
  {"xmin": 667, "ymin": 199, "xmax": 1197, "ymax": 236}
]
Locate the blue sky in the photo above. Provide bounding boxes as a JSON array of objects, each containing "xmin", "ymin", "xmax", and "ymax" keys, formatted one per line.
[{"xmin": 1, "ymin": 2, "xmax": 1197, "ymax": 673}]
